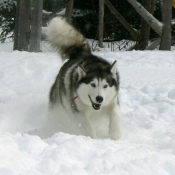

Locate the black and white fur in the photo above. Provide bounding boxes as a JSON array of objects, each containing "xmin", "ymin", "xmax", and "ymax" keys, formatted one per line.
[{"xmin": 46, "ymin": 17, "xmax": 121, "ymax": 139}]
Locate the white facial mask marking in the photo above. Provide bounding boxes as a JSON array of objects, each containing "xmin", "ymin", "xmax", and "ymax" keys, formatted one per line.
[{"xmin": 77, "ymin": 78, "xmax": 117, "ymax": 108}]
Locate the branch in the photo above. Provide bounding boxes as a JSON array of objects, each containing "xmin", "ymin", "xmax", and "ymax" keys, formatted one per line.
[
  {"xmin": 127, "ymin": 0, "xmax": 163, "ymax": 36},
  {"xmin": 145, "ymin": 38, "xmax": 161, "ymax": 50},
  {"xmin": 105, "ymin": 0, "xmax": 139, "ymax": 41}
]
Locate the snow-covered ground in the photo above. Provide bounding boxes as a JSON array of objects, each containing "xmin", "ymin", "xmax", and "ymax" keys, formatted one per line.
[{"xmin": 1, "ymin": 42, "xmax": 175, "ymax": 175}]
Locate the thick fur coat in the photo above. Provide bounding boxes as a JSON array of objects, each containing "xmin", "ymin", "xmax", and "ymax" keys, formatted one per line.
[{"xmin": 46, "ymin": 17, "xmax": 121, "ymax": 139}]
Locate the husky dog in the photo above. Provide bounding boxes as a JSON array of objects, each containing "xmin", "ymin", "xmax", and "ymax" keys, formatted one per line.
[{"xmin": 46, "ymin": 17, "xmax": 121, "ymax": 140}]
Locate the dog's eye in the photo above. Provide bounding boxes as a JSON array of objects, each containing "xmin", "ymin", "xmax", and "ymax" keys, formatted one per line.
[
  {"xmin": 91, "ymin": 83, "xmax": 96, "ymax": 87},
  {"xmin": 103, "ymin": 85, "xmax": 108, "ymax": 88}
]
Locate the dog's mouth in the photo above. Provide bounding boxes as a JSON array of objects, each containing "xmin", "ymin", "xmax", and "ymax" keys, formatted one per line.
[
  {"xmin": 88, "ymin": 95, "xmax": 101, "ymax": 110},
  {"xmin": 92, "ymin": 103, "xmax": 101, "ymax": 110}
]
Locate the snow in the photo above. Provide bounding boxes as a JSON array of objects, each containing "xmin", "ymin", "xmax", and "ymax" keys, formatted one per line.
[{"xmin": 1, "ymin": 42, "xmax": 175, "ymax": 175}]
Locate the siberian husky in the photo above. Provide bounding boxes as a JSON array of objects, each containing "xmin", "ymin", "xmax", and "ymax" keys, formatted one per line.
[{"xmin": 46, "ymin": 17, "xmax": 121, "ymax": 139}]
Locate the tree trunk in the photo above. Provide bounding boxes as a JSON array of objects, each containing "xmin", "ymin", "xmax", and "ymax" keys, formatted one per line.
[
  {"xmin": 65, "ymin": 0, "xmax": 74, "ymax": 23},
  {"xmin": 13, "ymin": 0, "xmax": 30, "ymax": 51},
  {"xmin": 159, "ymin": 0, "xmax": 172, "ymax": 50},
  {"xmin": 105, "ymin": 0, "xmax": 139, "ymax": 41},
  {"xmin": 99, "ymin": 0, "xmax": 104, "ymax": 47},
  {"xmin": 134, "ymin": 0, "xmax": 156, "ymax": 50},
  {"xmin": 127, "ymin": 0, "xmax": 163, "ymax": 36},
  {"xmin": 29, "ymin": 0, "xmax": 43, "ymax": 52}
]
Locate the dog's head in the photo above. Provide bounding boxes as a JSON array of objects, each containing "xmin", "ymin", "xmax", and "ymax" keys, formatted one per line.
[{"xmin": 76, "ymin": 61, "xmax": 119, "ymax": 110}]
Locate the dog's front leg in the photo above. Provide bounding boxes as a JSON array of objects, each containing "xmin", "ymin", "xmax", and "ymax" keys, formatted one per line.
[
  {"xmin": 109, "ymin": 105, "xmax": 121, "ymax": 140},
  {"xmin": 86, "ymin": 117, "xmax": 97, "ymax": 139},
  {"xmin": 77, "ymin": 112, "xmax": 97, "ymax": 139}
]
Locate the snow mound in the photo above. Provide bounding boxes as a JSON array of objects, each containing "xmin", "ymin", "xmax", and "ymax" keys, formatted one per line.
[
  {"xmin": 168, "ymin": 88, "xmax": 175, "ymax": 100},
  {"xmin": 0, "ymin": 44, "xmax": 175, "ymax": 174}
]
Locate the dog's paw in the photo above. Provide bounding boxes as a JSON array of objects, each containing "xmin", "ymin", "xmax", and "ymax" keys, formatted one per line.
[{"xmin": 109, "ymin": 131, "xmax": 121, "ymax": 140}]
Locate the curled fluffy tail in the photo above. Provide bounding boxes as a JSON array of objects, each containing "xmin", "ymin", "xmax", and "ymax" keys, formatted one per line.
[{"xmin": 46, "ymin": 17, "xmax": 91, "ymax": 60}]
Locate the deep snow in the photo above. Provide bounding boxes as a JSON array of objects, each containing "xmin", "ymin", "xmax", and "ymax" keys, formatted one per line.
[{"xmin": 0, "ymin": 42, "xmax": 175, "ymax": 175}]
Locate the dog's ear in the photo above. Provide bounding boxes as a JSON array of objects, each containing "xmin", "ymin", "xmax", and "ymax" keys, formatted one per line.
[
  {"xmin": 110, "ymin": 60, "xmax": 117, "ymax": 75},
  {"xmin": 78, "ymin": 65, "xmax": 86, "ymax": 77}
]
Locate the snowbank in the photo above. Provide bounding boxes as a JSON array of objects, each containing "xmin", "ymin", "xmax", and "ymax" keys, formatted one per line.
[{"xmin": 0, "ymin": 43, "xmax": 175, "ymax": 174}]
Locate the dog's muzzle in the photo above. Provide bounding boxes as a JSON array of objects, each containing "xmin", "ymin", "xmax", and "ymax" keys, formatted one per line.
[{"xmin": 88, "ymin": 95, "xmax": 101, "ymax": 110}]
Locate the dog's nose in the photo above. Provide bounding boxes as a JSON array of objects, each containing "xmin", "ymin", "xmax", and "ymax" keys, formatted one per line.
[{"xmin": 96, "ymin": 96, "xmax": 103, "ymax": 103}]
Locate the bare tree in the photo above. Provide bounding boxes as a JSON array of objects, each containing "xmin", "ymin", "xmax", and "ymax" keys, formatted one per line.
[
  {"xmin": 99, "ymin": 0, "xmax": 104, "ymax": 47},
  {"xmin": 103, "ymin": 0, "xmax": 163, "ymax": 50},
  {"xmin": 13, "ymin": 0, "xmax": 30, "ymax": 51},
  {"xmin": 97, "ymin": 0, "xmax": 172, "ymax": 51},
  {"xmin": 14, "ymin": 0, "xmax": 43, "ymax": 52},
  {"xmin": 29, "ymin": 0, "xmax": 43, "ymax": 52},
  {"xmin": 160, "ymin": 0, "xmax": 172, "ymax": 50}
]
